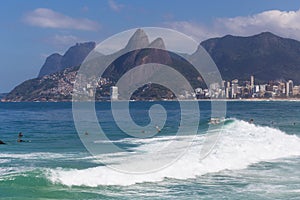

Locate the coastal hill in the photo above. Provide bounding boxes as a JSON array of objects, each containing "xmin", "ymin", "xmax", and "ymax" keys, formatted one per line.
[
  {"xmin": 3, "ymin": 30, "xmax": 300, "ymax": 101},
  {"xmin": 201, "ymin": 32, "xmax": 300, "ymax": 84},
  {"xmin": 38, "ymin": 42, "xmax": 96, "ymax": 77}
]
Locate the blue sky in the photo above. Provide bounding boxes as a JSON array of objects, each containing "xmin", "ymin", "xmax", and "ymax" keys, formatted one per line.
[{"xmin": 1, "ymin": 0, "xmax": 300, "ymax": 92}]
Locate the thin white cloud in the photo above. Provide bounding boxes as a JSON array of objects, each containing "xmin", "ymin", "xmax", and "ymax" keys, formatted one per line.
[
  {"xmin": 166, "ymin": 21, "xmax": 220, "ymax": 43},
  {"xmin": 24, "ymin": 8, "xmax": 100, "ymax": 31},
  {"xmin": 81, "ymin": 6, "xmax": 89, "ymax": 13},
  {"xmin": 108, "ymin": 0, "xmax": 124, "ymax": 12},
  {"xmin": 166, "ymin": 9, "xmax": 300, "ymax": 42},
  {"xmin": 42, "ymin": 33, "xmax": 88, "ymax": 56},
  {"xmin": 217, "ymin": 9, "xmax": 300, "ymax": 40},
  {"xmin": 41, "ymin": 34, "xmax": 87, "ymax": 57},
  {"xmin": 50, "ymin": 34, "xmax": 81, "ymax": 46},
  {"xmin": 43, "ymin": 34, "xmax": 85, "ymax": 52}
]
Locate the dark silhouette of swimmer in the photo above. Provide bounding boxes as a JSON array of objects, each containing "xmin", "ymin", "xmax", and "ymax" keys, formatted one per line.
[
  {"xmin": 0, "ymin": 140, "xmax": 5, "ymax": 144},
  {"xmin": 84, "ymin": 131, "xmax": 89, "ymax": 135},
  {"xmin": 249, "ymin": 119, "xmax": 254, "ymax": 124},
  {"xmin": 17, "ymin": 132, "xmax": 24, "ymax": 143}
]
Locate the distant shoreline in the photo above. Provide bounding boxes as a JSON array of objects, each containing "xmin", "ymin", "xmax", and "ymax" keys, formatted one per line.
[
  {"xmin": 203, "ymin": 98, "xmax": 300, "ymax": 102},
  {"xmin": 2, "ymin": 98, "xmax": 300, "ymax": 103}
]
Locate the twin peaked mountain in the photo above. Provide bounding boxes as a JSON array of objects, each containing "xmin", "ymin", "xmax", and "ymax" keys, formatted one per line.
[
  {"xmin": 38, "ymin": 29, "xmax": 166, "ymax": 78},
  {"xmin": 4, "ymin": 29, "xmax": 300, "ymax": 101}
]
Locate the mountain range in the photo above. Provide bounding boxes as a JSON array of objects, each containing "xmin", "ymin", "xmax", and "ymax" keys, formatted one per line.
[
  {"xmin": 38, "ymin": 42, "xmax": 96, "ymax": 77},
  {"xmin": 201, "ymin": 32, "xmax": 300, "ymax": 84},
  {"xmin": 2, "ymin": 29, "xmax": 300, "ymax": 101}
]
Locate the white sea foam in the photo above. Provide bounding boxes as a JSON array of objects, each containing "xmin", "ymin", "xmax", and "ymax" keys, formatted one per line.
[
  {"xmin": 0, "ymin": 166, "xmax": 35, "ymax": 178},
  {"xmin": 47, "ymin": 119, "xmax": 300, "ymax": 186},
  {"xmin": 0, "ymin": 159, "xmax": 10, "ymax": 164},
  {"xmin": 0, "ymin": 152, "xmax": 84, "ymax": 160}
]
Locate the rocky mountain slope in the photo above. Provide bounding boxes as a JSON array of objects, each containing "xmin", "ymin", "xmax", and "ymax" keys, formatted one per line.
[
  {"xmin": 201, "ymin": 32, "xmax": 300, "ymax": 84},
  {"xmin": 38, "ymin": 42, "xmax": 95, "ymax": 77}
]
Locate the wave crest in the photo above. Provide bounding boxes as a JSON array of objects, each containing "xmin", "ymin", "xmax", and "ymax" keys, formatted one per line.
[{"xmin": 47, "ymin": 119, "xmax": 300, "ymax": 186}]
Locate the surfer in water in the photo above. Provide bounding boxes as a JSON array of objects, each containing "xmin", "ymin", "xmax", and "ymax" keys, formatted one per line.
[
  {"xmin": 155, "ymin": 125, "xmax": 161, "ymax": 133},
  {"xmin": 0, "ymin": 140, "xmax": 5, "ymax": 144}
]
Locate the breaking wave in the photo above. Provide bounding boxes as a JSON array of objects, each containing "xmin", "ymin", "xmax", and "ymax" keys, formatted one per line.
[{"xmin": 47, "ymin": 119, "xmax": 300, "ymax": 186}]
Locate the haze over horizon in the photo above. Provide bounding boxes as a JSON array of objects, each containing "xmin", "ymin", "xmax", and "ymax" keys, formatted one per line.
[{"xmin": 2, "ymin": 0, "xmax": 300, "ymax": 92}]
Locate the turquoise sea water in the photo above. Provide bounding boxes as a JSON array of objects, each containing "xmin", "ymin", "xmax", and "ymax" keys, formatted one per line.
[{"xmin": 0, "ymin": 101, "xmax": 300, "ymax": 199}]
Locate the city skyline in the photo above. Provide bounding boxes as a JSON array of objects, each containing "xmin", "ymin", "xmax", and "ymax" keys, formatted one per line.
[{"xmin": 196, "ymin": 76, "xmax": 300, "ymax": 100}]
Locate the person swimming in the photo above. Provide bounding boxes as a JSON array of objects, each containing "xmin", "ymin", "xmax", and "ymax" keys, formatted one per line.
[{"xmin": 17, "ymin": 132, "xmax": 24, "ymax": 143}]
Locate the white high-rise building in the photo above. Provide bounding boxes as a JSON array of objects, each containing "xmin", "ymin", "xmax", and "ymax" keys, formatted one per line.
[
  {"xmin": 255, "ymin": 85, "xmax": 260, "ymax": 93},
  {"xmin": 110, "ymin": 86, "xmax": 118, "ymax": 100},
  {"xmin": 226, "ymin": 81, "xmax": 231, "ymax": 99},
  {"xmin": 231, "ymin": 79, "xmax": 238, "ymax": 99},
  {"xmin": 286, "ymin": 80, "xmax": 293, "ymax": 97},
  {"xmin": 250, "ymin": 75, "xmax": 255, "ymax": 95},
  {"xmin": 250, "ymin": 75, "xmax": 254, "ymax": 88}
]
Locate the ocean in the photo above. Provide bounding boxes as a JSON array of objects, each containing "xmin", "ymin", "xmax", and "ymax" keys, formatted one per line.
[{"xmin": 0, "ymin": 101, "xmax": 300, "ymax": 199}]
